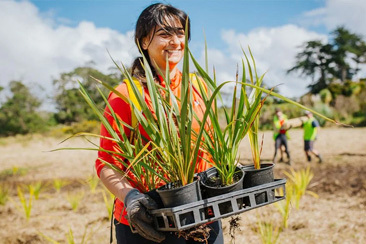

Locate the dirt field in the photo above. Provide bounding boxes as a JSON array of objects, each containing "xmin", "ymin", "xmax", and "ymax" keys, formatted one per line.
[{"xmin": 0, "ymin": 127, "xmax": 365, "ymax": 244}]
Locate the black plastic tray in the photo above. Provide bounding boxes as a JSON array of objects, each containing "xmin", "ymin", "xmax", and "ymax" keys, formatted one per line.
[{"xmin": 151, "ymin": 178, "xmax": 286, "ymax": 231}]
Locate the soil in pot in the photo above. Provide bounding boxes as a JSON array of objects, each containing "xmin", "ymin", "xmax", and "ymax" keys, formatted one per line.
[
  {"xmin": 200, "ymin": 167, "xmax": 245, "ymax": 213},
  {"xmin": 242, "ymin": 163, "xmax": 274, "ymax": 205}
]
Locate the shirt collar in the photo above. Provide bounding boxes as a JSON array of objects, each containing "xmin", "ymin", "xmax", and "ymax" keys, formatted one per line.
[{"xmin": 157, "ymin": 70, "xmax": 181, "ymax": 90}]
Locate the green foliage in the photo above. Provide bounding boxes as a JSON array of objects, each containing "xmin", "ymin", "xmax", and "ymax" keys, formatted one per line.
[
  {"xmin": 40, "ymin": 226, "xmax": 93, "ymax": 244},
  {"xmin": 0, "ymin": 184, "xmax": 9, "ymax": 205},
  {"xmin": 274, "ymin": 183, "xmax": 293, "ymax": 229},
  {"xmin": 257, "ymin": 218, "xmax": 281, "ymax": 244},
  {"xmin": 313, "ymin": 103, "xmax": 334, "ymax": 126},
  {"xmin": 67, "ymin": 191, "xmax": 85, "ymax": 211},
  {"xmin": 274, "ymin": 167, "xmax": 317, "ymax": 231},
  {"xmin": 319, "ymin": 89, "xmax": 332, "ymax": 104},
  {"xmin": 53, "ymin": 66, "xmax": 120, "ymax": 124},
  {"xmin": 53, "ymin": 179, "xmax": 70, "ymax": 193},
  {"xmin": 80, "ymin": 175, "xmax": 99, "ymax": 194},
  {"xmin": 288, "ymin": 26, "xmax": 366, "ymax": 94},
  {"xmin": 0, "ymin": 166, "xmax": 28, "ymax": 180},
  {"xmin": 16, "ymin": 186, "xmax": 34, "ymax": 221},
  {"xmin": 101, "ymin": 189, "xmax": 115, "ymax": 220},
  {"xmin": 28, "ymin": 181, "xmax": 45, "ymax": 200},
  {"xmin": 61, "ymin": 120, "xmax": 100, "ymax": 135},
  {"xmin": 284, "ymin": 167, "xmax": 318, "ymax": 210},
  {"xmin": 0, "ymin": 81, "xmax": 46, "ymax": 136}
]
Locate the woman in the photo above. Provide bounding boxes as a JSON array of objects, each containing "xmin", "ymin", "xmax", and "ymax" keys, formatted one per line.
[{"xmin": 95, "ymin": 3, "xmax": 223, "ymax": 244}]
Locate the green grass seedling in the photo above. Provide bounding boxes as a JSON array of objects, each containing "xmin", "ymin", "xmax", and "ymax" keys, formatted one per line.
[
  {"xmin": 80, "ymin": 175, "xmax": 99, "ymax": 194},
  {"xmin": 39, "ymin": 232, "xmax": 60, "ymax": 244},
  {"xmin": 275, "ymin": 183, "xmax": 294, "ymax": 229},
  {"xmin": 40, "ymin": 225, "xmax": 93, "ymax": 244},
  {"xmin": 0, "ymin": 184, "xmax": 9, "ymax": 205},
  {"xmin": 0, "ymin": 166, "xmax": 28, "ymax": 180},
  {"xmin": 16, "ymin": 186, "xmax": 34, "ymax": 221},
  {"xmin": 257, "ymin": 219, "xmax": 281, "ymax": 244},
  {"xmin": 284, "ymin": 167, "xmax": 318, "ymax": 209},
  {"xmin": 101, "ymin": 189, "xmax": 115, "ymax": 220},
  {"xmin": 66, "ymin": 226, "xmax": 93, "ymax": 244},
  {"xmin": 67, "ymin": 191, "xmax": 84, "ymax": 211},
  {"xmin": 53, "ymin": 178, "xmax": 69, "ymax": 193},
  {"xmin": 28, "ymin": 181, "xmax": 45, "ymax": 200}
]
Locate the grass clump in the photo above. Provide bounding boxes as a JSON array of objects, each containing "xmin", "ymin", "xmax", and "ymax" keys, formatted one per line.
[
  {"xmin": 28, "ymin": 181, "xmax": 45, "ymax": 200},
  {"xmin": 284, "ymin": 166, "xmax": 318, "ymax": 209},
  {"xmin": 0, "ymin": 166, "xmax": 28, "ymax": 180},
  {"xmin": 16, "ymin": 186, "xmax": 34, "ymax": 221},
  {"xmin": 80, "ymin": 175, "xmax": 99, "ymax": 194},
  {"xmin": 0, "ymin": 184, "xmax": 9, "ymax": 205},
  {"xmin": 53, "ymin": 178, "xmax": 69, "ymax": 193},
  {"xmin": 67, "ymin": 191, "xmax": 85, "ymax": 211},
  {"xmin": 101, "ymin": 189, "xmax": 115, "ymax": 220}
]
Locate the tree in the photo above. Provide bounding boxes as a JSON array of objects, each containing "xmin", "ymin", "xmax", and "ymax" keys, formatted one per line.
[
  {"xmin": 287, "ymin": 41, "xmax": 336, "ymax": 93},
  {"xmin": 53, "ymin": 66, "xmax": 120, "ymax": 124},
  {"xmin": 331, "ymin": 26, "xmax": 366, "ymax": 81},
  {"xmin": 288, "ymin": 26, "xmax": 366, "ymax": 94},
  {"xmin": 0, "ymin": 81, "xmax": 45, "ymax": 136}
]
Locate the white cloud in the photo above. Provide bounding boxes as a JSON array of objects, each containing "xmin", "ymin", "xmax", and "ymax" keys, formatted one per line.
[
  {"xmin": 302, "ymin": 0, "xmax": 366, "ymax": 36},
  {"xmin": 204, "ymin": 25, "xmax": 327, "ymax": 98},
  {"xmin": 0, "ymin": 0, "xmax": 138, "ymax": 107}
]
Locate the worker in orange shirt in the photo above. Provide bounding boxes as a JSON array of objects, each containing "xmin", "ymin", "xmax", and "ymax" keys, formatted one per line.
[{"xmin": 95, "ymin": 3, "xmax": 223, "ymax": 244}]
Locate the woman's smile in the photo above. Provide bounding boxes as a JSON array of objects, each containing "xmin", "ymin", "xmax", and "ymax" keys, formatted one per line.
[{"xmin": 142, "ymin": 24, "xmax": 185, "ymax": 75}]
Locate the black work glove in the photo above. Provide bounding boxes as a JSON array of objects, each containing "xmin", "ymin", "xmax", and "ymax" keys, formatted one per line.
[{"xmin": 124, "ymin": 189, "xmax": 165, "ymax": 243}]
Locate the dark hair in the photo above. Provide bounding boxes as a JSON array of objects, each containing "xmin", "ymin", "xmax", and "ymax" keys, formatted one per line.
[{"xmin": 131, "ymin": 3, "xmax": 190, "ymax": 79}]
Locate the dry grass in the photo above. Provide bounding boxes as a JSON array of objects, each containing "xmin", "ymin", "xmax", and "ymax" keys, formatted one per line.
[{"xmin": 0, "ymin": 128, "xmax": 365, "ymax": 243}]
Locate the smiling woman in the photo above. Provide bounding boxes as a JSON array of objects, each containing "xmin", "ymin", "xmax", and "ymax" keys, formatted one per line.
[
  {"xmin": 131, "ymin": 3, "xmax": 190, "ymax": 81},
  {"xmin": 95, "ymin": 3, "xmax": 224, "ymax": 244}
]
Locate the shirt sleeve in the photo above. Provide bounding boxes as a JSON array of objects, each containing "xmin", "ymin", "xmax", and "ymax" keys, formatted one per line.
[
  {"xmin": 312, "ymin": 119, "xmax": 319, "ymax": 128},
  {"xmin": 95, "ymin": 86, "xmax": 132, "ymax": 178}
]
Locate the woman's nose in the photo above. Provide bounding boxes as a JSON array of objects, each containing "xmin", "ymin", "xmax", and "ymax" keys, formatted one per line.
[{"xmin": 169, "ymin": 34, "xmax": 180, "ymax": 45}]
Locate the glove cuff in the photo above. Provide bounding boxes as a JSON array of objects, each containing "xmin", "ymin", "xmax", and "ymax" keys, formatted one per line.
[{"xmin": 124, "ymin": 189, "xmax": 140, "ymax": 208}]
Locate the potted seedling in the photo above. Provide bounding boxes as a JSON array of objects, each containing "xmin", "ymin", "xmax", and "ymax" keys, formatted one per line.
[
  {"xmin": 190, "ymin": 45, "xmax": 339, "ymax": 204},
  {"xmin": 189, "ymin": 46, "xmax": 269, "ymax": 201}
]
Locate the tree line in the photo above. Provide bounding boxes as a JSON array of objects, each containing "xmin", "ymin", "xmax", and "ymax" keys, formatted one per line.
[{"xmin": 1, "ymin": 26, "xmax": 365, "ymax": 136}]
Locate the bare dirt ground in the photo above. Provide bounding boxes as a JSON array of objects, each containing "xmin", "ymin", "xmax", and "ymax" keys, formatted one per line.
[{"xmin": 0, "ymin": 127, "xmax": 365, "ymax": 244}]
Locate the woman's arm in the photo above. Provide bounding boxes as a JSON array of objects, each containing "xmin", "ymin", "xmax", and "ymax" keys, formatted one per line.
[{"xmin": 99, "ymin": 164, "xmax": 134, "ymax": 203}]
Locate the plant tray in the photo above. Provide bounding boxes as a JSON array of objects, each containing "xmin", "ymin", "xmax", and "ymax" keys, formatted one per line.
[{"xmin": 150, "ymin": 178, "xmax": 286, "ymax": 232}]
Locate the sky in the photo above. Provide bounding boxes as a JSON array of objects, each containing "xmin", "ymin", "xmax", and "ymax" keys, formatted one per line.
[{"xmin": 1, "ymin": 0, "xmax": 366, "ymax": 110}]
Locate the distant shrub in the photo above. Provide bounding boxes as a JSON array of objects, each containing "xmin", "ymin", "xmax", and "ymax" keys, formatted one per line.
[
  {"xmin": 319, "ymin": 89, "xmax": 332, "ymax": 105},
  {"xmin": 61, "ymin": 120, "xmax": 100, "ymax": 135}
]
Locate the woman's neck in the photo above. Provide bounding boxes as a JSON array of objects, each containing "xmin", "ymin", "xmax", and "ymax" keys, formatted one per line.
[{"xmin": 153, "ymin": 64, "xmax": 178, "ymax": 80}]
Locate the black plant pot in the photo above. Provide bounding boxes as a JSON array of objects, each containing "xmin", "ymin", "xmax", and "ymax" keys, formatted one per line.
[
  {"xmin": 242, "ymin": 163, "xmax": 275, "ymax": 205},
  {"xmin": 145, "ymin": 189, "xmax": 164, "ymax": 209},
  {"xmin": 199, "ymin": 166, "xmax": 245, "ymax": 214},
  {"xmin": 156, "ymin": 180, "xmax": 202, "ymax": 227},
  {"xmin": 200, "ymin": 166, "xmax": 245, "ymax": 199},
  {"xmin": 156, "ymin": 180, "xmax": 202, "ymax": 208}
]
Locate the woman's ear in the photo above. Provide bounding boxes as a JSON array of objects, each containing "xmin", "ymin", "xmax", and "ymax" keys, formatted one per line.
[{"xmin": 141, "ymin": 37, "xmax": 149, "ymax": 50}]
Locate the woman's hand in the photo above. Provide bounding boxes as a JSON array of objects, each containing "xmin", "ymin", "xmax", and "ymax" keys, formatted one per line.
[{"xmin": 124, "ymin": 189, "xmax": 165, "ymax": 243}]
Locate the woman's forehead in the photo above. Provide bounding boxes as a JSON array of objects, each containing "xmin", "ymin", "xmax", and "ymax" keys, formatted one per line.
[{"xmin": 159, "ymin": 15, "xmax": 183, "ymax": 29}]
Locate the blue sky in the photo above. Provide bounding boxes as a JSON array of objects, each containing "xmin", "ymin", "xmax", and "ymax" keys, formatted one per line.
[
  {"xmin": 1, "ymin": 0, "xmax": 366, "ymax": 108},
  {"xmin": 32, "ymin": 0, "xmax": 327, "ymax": 50}
]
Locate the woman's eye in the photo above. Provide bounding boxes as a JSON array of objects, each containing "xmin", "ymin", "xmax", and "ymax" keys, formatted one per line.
[{"xmin": 159, "ymin": 32, "xmax": 170, "ymax": 37}]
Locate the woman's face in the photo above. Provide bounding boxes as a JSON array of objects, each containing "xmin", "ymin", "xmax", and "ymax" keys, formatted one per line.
[{"xmin": 142, "ymin": 21, "xmax": 185, "ymax": 72}]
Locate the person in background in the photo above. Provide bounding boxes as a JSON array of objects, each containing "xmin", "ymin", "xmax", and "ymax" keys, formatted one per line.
[
  {"xmin": 95, "ymin": 3, "xmax": 223, "ymax": 244},
  {"xmin": 303, "ymin": 111, "xmax": 322, "ymax": 163},
  {"xmin": 273, "ymin": 108, "xmax": 291, "ymax": 165}
]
